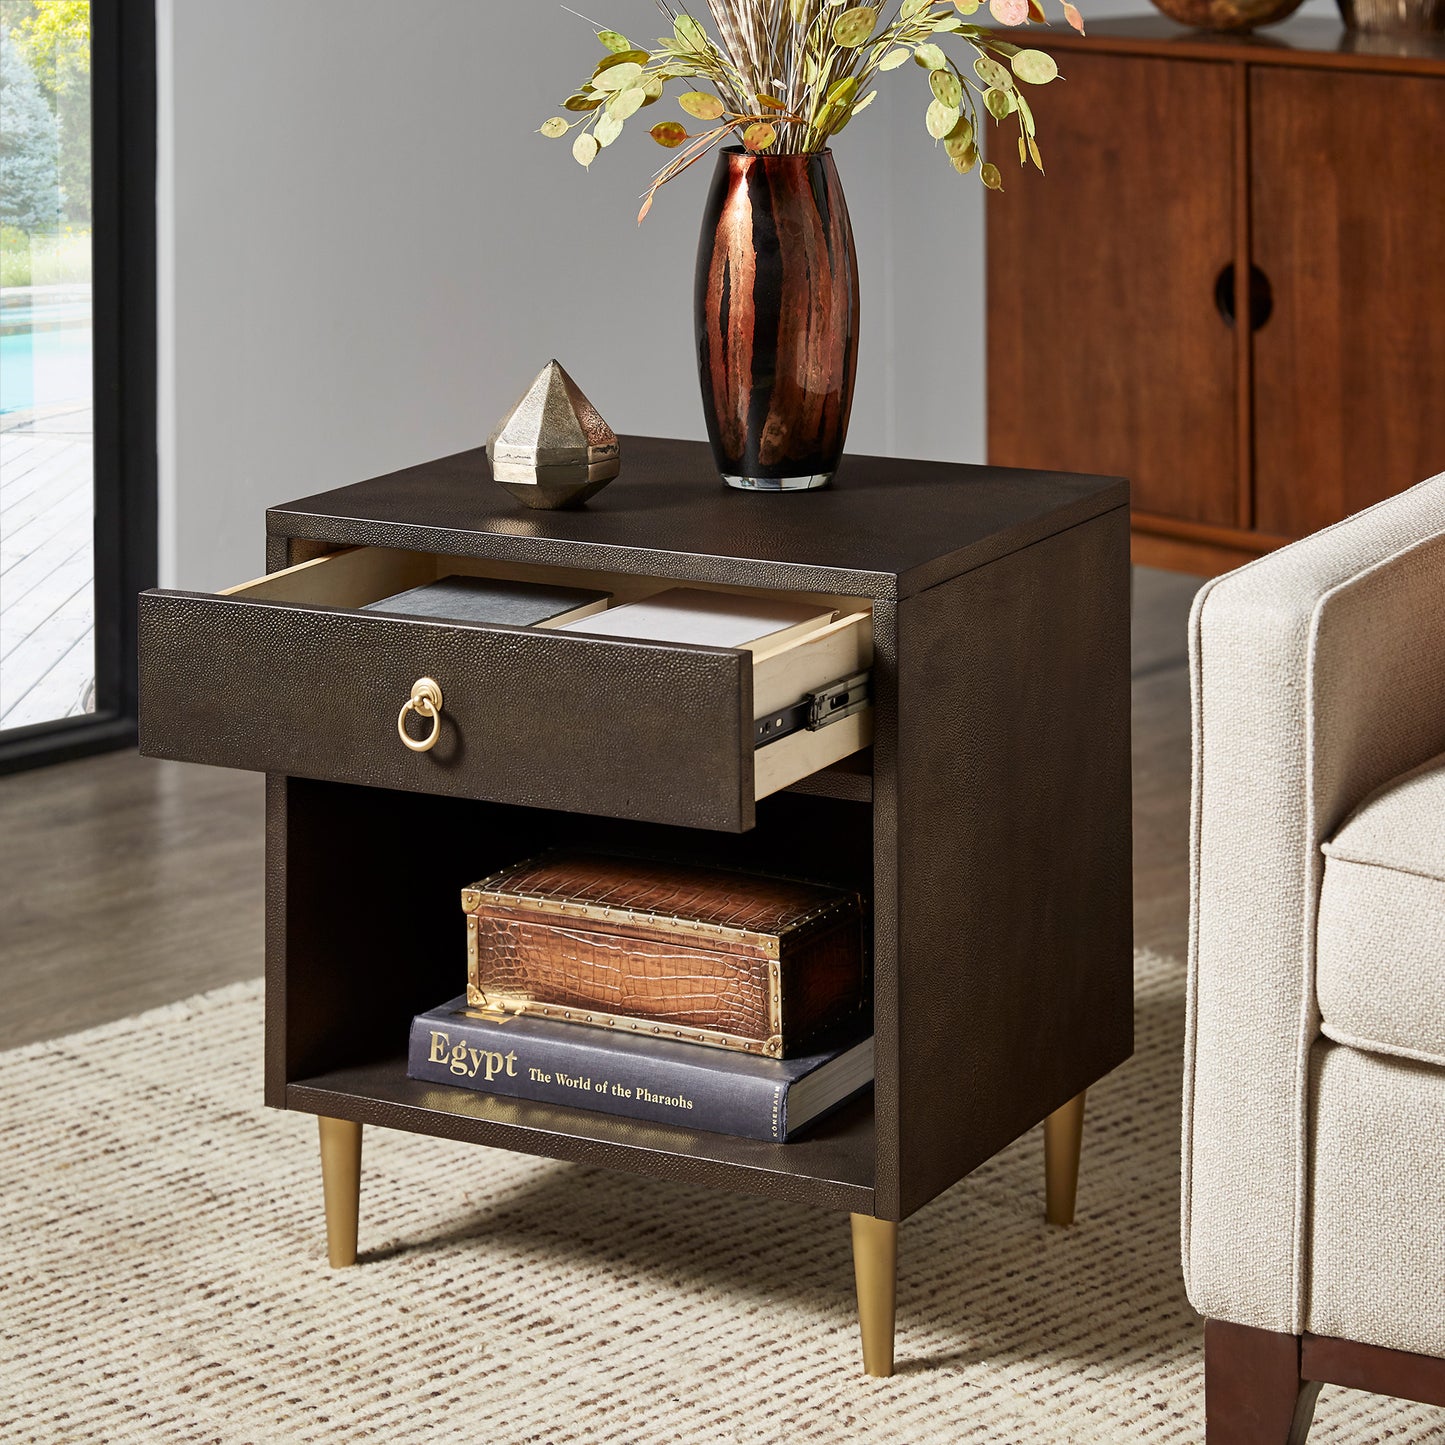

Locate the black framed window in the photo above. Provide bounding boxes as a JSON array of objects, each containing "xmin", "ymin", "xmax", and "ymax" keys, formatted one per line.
[{"xmin": 0, "ymin": 0, "xmax": 155, "ymax": 771}]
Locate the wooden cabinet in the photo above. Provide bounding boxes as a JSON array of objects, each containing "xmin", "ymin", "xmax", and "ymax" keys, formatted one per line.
[
  {"xmin": 1251, "ymin": 67, "xmax": 1445, "ymax": 538},
  {"xmin": 988, "ymin": 52, "xmax": 1238, "ymax": 529},
  {"xmin": 987, "ymin": 17, "xmax": 1445, "ymax": 575}
]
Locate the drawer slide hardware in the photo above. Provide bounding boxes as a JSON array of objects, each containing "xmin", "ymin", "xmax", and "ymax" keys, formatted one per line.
[{"xmin": 754, "ymin": 671, "xmax": 871, "ymax": 748}]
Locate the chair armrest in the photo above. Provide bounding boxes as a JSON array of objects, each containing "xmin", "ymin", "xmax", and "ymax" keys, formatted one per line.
[{"xmin": 1183, "ymin": 474, "xmax": 1445, "ymax": 1334}]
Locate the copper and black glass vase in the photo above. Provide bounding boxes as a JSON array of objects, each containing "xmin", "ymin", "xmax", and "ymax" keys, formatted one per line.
[{"xmin": 695, "ymin": 147, "xmax": 860, "ymax": 492}]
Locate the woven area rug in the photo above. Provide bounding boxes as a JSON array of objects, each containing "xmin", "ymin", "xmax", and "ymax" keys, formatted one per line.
[{"xmin": 3, "ymin": 953, "xmax": 1442, "ymax": 1445}]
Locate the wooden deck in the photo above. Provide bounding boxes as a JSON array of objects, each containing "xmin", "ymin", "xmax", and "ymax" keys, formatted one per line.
[{"xmin": 0, "ymin": 406, "xmax": 95, "ymax": 731}]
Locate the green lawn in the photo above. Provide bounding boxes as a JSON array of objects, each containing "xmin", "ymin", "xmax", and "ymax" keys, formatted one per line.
[{"xmin": 0, "ymin": 227, "xmax": 92, "ymax": 288}]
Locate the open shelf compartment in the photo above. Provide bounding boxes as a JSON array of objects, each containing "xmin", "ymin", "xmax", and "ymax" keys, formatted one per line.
[{"xmin": 271, "ymin": 777, "xmax": 880, "ymax": 1214}]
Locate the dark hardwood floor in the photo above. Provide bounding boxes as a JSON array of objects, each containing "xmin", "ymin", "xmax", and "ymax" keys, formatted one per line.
[
  {"xmin": 0, "ymin": 743, "xmax": 264, "ymax": 1049},
  {"xmin": 0, "ymin": 568, "xmax": 1200, "ymax": 1050}
]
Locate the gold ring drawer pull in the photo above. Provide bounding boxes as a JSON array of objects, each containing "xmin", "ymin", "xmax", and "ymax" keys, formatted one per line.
[{"xmin": 397, "ymin": 677, "xmax": 444, "ymax": 753}]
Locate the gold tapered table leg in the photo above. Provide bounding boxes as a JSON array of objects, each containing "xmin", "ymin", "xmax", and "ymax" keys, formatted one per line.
[
  {"xmin": 1043, "ymin": 1090, "xmax": 1086, "ymax": 1227},
  {"xmin": 318, "ymin": 1116, "xmax": 362, "ymax": 1268},
  {"xmin": 850, "ymin": 1213, "xmax": 898, "ymax": 1378}
]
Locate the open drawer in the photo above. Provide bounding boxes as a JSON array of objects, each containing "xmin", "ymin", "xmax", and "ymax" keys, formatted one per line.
[{"xmin": 138, "ymin": 546, "xmax": 873, "ymax": 832}]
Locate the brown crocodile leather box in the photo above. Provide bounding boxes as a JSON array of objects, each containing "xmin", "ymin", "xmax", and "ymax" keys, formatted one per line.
[{"xmin": 461, "ymin": 852, "xmax": 866, "ymax": 1058}]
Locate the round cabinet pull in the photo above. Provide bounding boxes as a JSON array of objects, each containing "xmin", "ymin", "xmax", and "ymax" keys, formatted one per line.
[
  {"xmin": 397, "ymin": 677, "xmax": 444, "ymax": 753},
  {"xmin": 1214, "ymin": 262, "xmax": 1274, "ymax": 333}
]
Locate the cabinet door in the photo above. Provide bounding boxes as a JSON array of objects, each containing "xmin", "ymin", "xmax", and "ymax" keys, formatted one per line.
[
  {"xmin": 988, "ymin": 53, "xmax": 1238, "ymax": 526},
  {"xmin": 1252, "ymin": 69, "xmax": 1445, "ymax": 537}
]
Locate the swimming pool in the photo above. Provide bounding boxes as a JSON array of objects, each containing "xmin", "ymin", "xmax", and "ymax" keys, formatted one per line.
[{"xmin": 0, "ymin": 299, "xmax": 93, "ymax": 415}]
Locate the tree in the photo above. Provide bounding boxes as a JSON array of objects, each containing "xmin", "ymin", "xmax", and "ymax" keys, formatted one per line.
[
  {"xmin": 7, "ymin": 1, "xmax": 86, "ymax": 95},
  {"xmin": 0, "ymin": 31, "xmax": 59, "ymax": 233},
  {"xmin": 7, "ymin": 0, "xmax": 89, "ymax": 224}
]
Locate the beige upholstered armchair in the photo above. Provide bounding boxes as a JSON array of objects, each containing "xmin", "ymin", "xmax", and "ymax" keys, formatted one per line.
[{"xmin": 1184, "ymin": 476, "xmax": 1445, "ymax": 1443}]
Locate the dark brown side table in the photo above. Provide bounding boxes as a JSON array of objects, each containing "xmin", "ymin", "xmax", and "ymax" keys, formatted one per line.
[{"xmin": 137, "ymin": 436, "xmax": 1133, "ymax": 1377}]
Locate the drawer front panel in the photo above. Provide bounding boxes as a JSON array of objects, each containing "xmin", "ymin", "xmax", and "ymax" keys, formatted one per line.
[{"xmin": 138, "ymin": 591, "xmax": 755, "ymax": 830}]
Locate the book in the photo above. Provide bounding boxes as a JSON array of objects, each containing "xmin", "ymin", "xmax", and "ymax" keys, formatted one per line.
[
  {"xmin": 364, "ymin": 575, "xmax": 610, "ymax": 628},
  {"xmin": 407, "ymin": 996, "xmax": 873, "ymax": 1142},
  {"xmin": 558, "ymin": 587, "xmax": 837, "ymax": 653}
]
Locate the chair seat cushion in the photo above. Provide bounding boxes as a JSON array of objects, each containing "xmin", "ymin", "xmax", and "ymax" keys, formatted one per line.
[{"xmin": 1318, "ymin": 752, "xmax": 1445, "ymax": 1067}]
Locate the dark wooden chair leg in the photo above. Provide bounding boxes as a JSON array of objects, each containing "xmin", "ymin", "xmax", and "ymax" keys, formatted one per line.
[{"xmin": 1206, "ymin": 1320, "xmax": 1323, "ymax": 1445}]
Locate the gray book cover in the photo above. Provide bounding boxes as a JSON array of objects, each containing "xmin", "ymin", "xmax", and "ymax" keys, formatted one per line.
[
  {"xmin": 364, "ymin": 575, "xmax": 609, "ymax": 627},
  {"xmin": 408, "ymin": 998, "xmax": 874, "ymax": 1142}
]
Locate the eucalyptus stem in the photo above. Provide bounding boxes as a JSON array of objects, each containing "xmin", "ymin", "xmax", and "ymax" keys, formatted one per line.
[{"xmin": 540, "ymin": 0, "xmax": 1083, "ymax": 217}]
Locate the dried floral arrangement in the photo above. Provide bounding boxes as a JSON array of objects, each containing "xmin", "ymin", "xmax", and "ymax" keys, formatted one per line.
[{"xmin": 539, "ymin": 0, "xmax": 1084, "ymax": 220}]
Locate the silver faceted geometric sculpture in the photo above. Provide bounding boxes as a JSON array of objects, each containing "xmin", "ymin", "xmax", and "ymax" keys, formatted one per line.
[{"xmin": 486, "ymin": 360, "xmax": 621, "ymax": 510}]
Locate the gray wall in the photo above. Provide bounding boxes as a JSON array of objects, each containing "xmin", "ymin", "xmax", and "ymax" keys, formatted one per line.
[{"xmin": 158, "ymin": 0, "xmax": 995, "ymax": 589}]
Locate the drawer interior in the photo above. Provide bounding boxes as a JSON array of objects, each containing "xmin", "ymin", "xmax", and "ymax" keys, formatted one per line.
[
  {"xmin": 225, "ymin": 545, "xmax": 869, "ymax": 623},
  {"xmin": 224, "ymin": 546, "xmax": 875, "ymax": 801}
]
